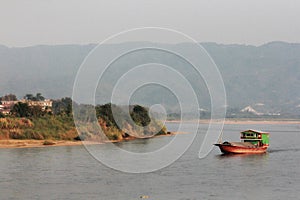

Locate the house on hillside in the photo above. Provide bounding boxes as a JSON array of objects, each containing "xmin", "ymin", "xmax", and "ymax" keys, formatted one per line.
[
  {"xmin": 21, "ymin": 99, "xmax": 53, "ymax": 111},
  {"xmin": 0, "ymin": 100, "xmax": 18, "ymax": 115},
  {"xmin": 0, "ymin": 104, "xmax": 9, "ymax": 115},
  {"xmin": 0, "ymin": 99, "xmax": 53, "ymax": 115}
]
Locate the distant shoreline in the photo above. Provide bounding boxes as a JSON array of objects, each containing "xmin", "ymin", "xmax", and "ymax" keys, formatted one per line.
[{"xmin": 166, "ymin": 119, "xmax": 300, "ymax": 124}]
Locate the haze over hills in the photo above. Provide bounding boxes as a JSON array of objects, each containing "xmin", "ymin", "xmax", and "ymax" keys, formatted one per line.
[{"xmin": 0, "ymin": 42, "xmax": 300, "ymax": 117}]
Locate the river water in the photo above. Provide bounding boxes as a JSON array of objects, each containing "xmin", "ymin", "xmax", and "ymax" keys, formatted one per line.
[{"xmin": 0, "ymin": 122, "xmax": 299, "ymax": 200}]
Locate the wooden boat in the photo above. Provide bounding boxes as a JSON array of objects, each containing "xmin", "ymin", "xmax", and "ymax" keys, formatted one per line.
[{"xmin": 214, "ymin": 129, "xmax": 269, "ymax": 154}]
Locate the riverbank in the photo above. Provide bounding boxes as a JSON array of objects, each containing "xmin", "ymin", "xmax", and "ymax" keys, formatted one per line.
[
  {"xmin": 0, "ymin": 139, "xmax": 97, "ymax": 149},
  {"xmin": 1, "ymin": 119, "xmax": 299, "ymax": 149},
  {"xmin": 0, "ymin": 132, "xmax": 182, "ymax": 149}
]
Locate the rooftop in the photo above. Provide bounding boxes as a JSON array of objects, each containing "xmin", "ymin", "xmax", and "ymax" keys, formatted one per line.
[{"xmin": 241, "ymin": 129, "xmax": 269, "ymax": 134}]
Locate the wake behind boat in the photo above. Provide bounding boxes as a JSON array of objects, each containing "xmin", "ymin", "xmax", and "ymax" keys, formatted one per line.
[{"xmin": 214, "ymin": 129, "xmax": 270, "ymax": 154}]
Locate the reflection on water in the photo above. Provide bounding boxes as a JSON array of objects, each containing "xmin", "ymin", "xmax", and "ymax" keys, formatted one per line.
[
  {"xmin": 217, "ymin": 152, "xmax": 269, "ymax": 159},
  {"xmin": 268, "ymin": 148, "xmax": 300, "ymax": 153},
  {"xmin": 113, "ymin": 136, "xmax": 175, "ymax": 153},
  {"xmin": 0, "ymin": 123, "xmax": 299, "ymax": 200}
]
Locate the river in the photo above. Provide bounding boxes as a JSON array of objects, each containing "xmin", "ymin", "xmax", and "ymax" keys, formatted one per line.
[{"xmin": 0, "ymin": 122, "xmax": 299, "ymax": 200}]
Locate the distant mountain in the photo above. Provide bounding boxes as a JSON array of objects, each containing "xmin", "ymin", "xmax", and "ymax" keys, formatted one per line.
[
  {"xmin": 202, "ymin": 42, "xmax": 300, "ymax": 116},
  {"xmin": 0, "ymin": 44, "xmax": 95, "ymax": 99},
  {"xmin": 0, "ymin": 42, "xmax": 300, "ymax": 116}
]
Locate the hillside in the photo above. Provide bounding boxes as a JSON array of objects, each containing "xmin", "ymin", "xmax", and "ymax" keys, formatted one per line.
[
  {"xmin": 1, "ymin": 42, "xmax": 300, "ymax": 116},
  {"xmin": 202, "ymin": 42, "xmax": 300, "ymax": 114}
]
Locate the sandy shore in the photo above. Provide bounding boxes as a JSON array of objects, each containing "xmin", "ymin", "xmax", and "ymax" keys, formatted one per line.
[
  {"xmin": 0, "ymin": 132, "xmax": 184, "ymax": 149},
  {"xmin": 0, "ymin": 139, "xmax": 104, "ymax": 149}
]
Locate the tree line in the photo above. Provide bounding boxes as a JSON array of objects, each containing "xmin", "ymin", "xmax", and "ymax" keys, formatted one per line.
[
  {"xmin": 0, "ymin": 93, "xmax": 46, "ymax": 102},
  {"xmin": 0, "ymin": 93, "xmax": 152, "ymax": 129}
]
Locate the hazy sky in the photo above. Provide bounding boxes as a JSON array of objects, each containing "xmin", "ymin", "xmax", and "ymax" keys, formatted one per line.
[{"xmin": 0, "ymin": 0, "xmax": 299, "ymax": 47}]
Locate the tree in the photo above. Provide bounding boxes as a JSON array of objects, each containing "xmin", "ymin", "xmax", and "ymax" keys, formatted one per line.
[
  {"xmin": 52, "ymin": 97, "xmax": 73, "ymax": 116},
  {"xmin": 36, "ymin": 93, "xmax": 45, "ymax": 101},
  {"xmin": 130, "ymin": 105, "xmax": 151, "ymax": 126},
  {"xmin": 0, "ymin": 94, "xmax": 17, "ymax": 101},
  {"xmin": 11, "ymin": 102, "xmax": 31, "ymax": 117},
  {"xmin": 30, "ymin": 105, "xmax": 45, "ymax": 117},
  {"xmin": 11, "ymin": 102, "xmax": 45, "ymax": 117},
  {"xmin": 63, "ymin": 97, "xmax": 72, "ymax": 116},
  {"xmin": 24, "ymin": 93, "xmax": 45, "ymax": 101},
  {"xmin": 24, "ymin": 94, "xmax": 34, "ymax": 101},
  {"xmin": 95, "ymin": 103, "xmax": 128, "ymax": 127}
]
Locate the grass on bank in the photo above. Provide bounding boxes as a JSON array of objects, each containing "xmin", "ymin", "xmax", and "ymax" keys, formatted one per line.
[{"xmin": 0, "ymin": 116, "xmax": 77, "ymax": 140}]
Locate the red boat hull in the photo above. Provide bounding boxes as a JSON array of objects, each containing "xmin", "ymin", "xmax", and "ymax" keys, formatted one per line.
[{"xmin": 215, "ymin": 144, "xmax": 268, "ymax": 154}]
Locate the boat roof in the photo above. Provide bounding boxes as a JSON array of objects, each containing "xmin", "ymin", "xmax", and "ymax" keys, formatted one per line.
[{"xmin": 241, "ymin": 129, "xmax": 269, "ymax": 134}]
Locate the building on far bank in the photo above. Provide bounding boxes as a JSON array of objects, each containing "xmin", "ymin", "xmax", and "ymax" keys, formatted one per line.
[
  {"xmin": 0, "ymin": 104, "xmax": 9, "ymax": 115},
  {"xmin": 21, "ymin": 99, "xmax": 53, "ymax": 111},
  {"xmin": 0, "ymin": 100, "xmax": 18, "ymax": 115},
  {"xmin": 0, "ymin": 99, "xmax": 53, "ymax": 115}
]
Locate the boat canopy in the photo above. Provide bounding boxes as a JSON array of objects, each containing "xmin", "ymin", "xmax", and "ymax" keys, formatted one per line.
[
  {"xmin": 241, "ymin": 129, "xmax": 269, "ymax": 135},
  {"xmin": 240, "ymin": 130, "xmax": 269, "ymax": 146}
]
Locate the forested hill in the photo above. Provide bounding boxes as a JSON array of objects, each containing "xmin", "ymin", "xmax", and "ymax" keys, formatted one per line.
[{"xmin": 1, "ymin": 42, "xmax": 300, "ymax": 115}]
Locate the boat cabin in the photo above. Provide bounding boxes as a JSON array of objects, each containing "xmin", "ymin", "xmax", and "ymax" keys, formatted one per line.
[{"xmin": 240, "ymin": 130, "xmax": 269, "ymax": 147}]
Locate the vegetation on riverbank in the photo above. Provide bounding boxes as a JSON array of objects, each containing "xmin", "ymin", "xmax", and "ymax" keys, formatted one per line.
[
  {"xmin": 0, "ymin": 116, "xmax": 77, "ymax": 140},
  {"xmin": 72, "ymin": 103, "xmax": 167, "ymax": 141},
  {"xmin": 0, "ymin": 95, "xmax": 167, "ymax": 141}
]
